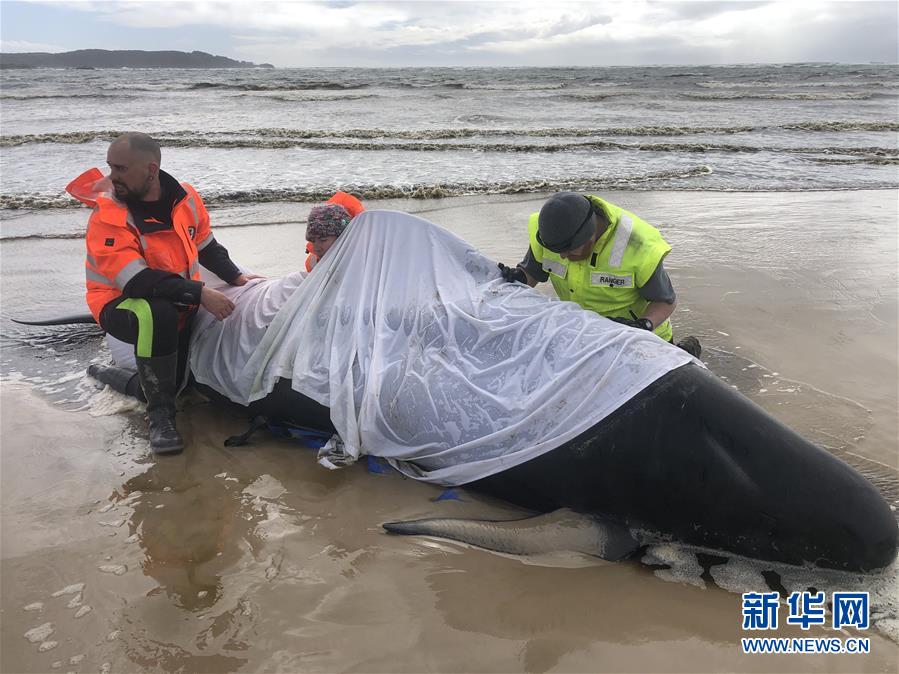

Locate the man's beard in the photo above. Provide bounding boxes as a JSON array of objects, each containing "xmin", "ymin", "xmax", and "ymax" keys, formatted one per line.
[{"xmin": 113, "ymin": 180, "xmax": 150, "ymax": 201}]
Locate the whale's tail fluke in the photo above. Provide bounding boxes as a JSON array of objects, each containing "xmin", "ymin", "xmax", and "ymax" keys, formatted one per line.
[
  {"xmin": 12, "ymin": 313, "xmax": 96, "ymax": 326},
  {"xmin": 383, "ymin": 508, "xmax": 641, "ymax": 562}
]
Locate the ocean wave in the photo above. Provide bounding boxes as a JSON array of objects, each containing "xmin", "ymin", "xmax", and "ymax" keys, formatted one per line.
[
  {"xmin": 4, "ymin": 122, "xmax": 896, "ymax": 147},
  {"xmin": 451, "ymin": 114, "xmax": 511, "ymax": 124},
  {"xmin": 460, "ymin": 82, "xmax": 566, "ymax": 90},
  {"xmin": 0, "ymin": 93, "xmax": 133, "ymax": 101},
  {"xmin": 697, "ymin": 80, "xmax": 899, "ymax": 89},
  {"xmin": 682, "ymin": 91, "xmax": 874, "ymax": 100},
  {"xmin": 808, "ymin": 156, "xmax": 899, "ymax": 166},
  {"xmin": 0, "ymin": 194, "xmax": 78, "ymax": 210},
  {"xmin": 0, "ymin": 129, "xmax": 207, "ymax": 146},
  {"xmin": 186, "ymin": 81, "xmax": 370, "ymax": 91},
  {"xmin": 0, "ymin": 231, "xmax": 85, "ymax": 241},
  {"xmin": 248, "ymin": 126, "xmax": 762, "ymax": 139},
  {"xmin": 609, "ymin": 143, "xmax": 898, "ymax": 156},
  {"xmin": 391, "ymin": 81, "xmax": 566, "ymax": 91},
  {"xmin": 233, "ymin": 93, "xmax": 380, "ymax": 102},
  {"xmin": 782, "ymin": 121, "xmax": 899, "ymax": 132},
  {"xmin": 4, "ymin": 131, "xmax": 895, "ymax": 158},
  {"xmin": 177, "ymin": 140, "xmax": 895, "ymax": 156},
  {"xmin": 559, "ymin": 93, "xmax": 622, "ymax": 102},
  {"xmin": 0, "ymin": 166, "xmax": 713, "ymax": 214}
]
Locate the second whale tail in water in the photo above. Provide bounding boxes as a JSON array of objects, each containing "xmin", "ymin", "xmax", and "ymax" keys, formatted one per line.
[{"xmin": 12, "ymin": 313, "xmax": 96, "ymax": 326}]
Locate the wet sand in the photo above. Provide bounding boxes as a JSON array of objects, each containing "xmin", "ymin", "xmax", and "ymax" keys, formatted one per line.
[
  {"xmin": 2, "ymin": 190, "xmax": 898, "ymax": 672},
  {"xmin": 4, "ymin": 387, "xmax": 898, "ymax": 674}
]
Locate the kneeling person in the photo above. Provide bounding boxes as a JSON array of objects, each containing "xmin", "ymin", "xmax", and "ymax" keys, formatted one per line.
[
  {"xmin": 69, "ymin": 132, "xmax": 257, "ymax": 455},
  {"xmin": 499, "ymin": 192, "xmax": 699, "ymax": 356}
]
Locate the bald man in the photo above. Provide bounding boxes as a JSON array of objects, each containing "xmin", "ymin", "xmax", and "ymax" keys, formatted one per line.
[{"xmin": 67, "ymin": 132, "xmax": 259, "ymax": 455}]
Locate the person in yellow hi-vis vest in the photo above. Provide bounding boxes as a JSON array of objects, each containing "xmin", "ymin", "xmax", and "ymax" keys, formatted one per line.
[{"xmin": 498, "ymin": 192, "xmax": 701, "ymax": 357}]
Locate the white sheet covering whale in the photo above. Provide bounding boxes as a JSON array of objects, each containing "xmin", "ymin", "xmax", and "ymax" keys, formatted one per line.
[{"xmin": 188, "ymin": 210, "xmax": 694, "ymax": 484}]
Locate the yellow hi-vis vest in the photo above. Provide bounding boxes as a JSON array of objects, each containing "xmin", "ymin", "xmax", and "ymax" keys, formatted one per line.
[{"xmin": 528, "ymin": 195, "xmax": 673, "ymax": 341}]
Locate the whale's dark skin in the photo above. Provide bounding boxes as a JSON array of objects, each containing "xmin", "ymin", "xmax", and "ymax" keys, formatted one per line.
[
  {"xmin": 91, "ymin": 362, "xmax": 897, "ymax": 572},
  {"xmin": 468, "ymin": 363, "xmax": 898, "ymax": 572}
]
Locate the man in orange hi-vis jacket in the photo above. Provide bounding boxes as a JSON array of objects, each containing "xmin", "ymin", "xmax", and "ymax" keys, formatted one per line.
[{"xmin": 67, "ymin": 132, "xmax": 259, "ymax": 455}]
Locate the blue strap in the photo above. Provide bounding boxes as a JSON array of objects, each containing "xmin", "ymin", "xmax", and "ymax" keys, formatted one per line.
[{"xmin": 366, "ymin": 455, "xmax": 392, "ymax": 474}]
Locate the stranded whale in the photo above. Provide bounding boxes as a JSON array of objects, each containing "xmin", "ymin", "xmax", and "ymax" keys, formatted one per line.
[{"xmin": 72, "ymin": 210, "xmax": 899, "ymax": 571}]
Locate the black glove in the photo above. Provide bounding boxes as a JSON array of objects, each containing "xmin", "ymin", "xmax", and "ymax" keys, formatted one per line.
[
  {"xmin": 497, "ymin": 262, "xmax": 527, "ymax": 284},
  {"xmin": 608, "ymin": 315, "xmax": 654, "ymax": 331}
]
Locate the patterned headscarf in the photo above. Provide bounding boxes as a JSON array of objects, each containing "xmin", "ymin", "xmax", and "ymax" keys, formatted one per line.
[{"xmin": 306, "ymin": 203, "xmax": 352, "ymax": 239}]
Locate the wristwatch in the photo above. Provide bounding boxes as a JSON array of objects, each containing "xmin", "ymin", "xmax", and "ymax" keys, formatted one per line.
[{"xmin": 636, "ymin": 318, "xmax": 654, "ymax": 332}]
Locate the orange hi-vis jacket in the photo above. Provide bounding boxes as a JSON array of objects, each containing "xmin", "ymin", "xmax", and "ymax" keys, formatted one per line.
[
  {"xmin": 304, "ymin": 191, "xmax": 366, "ymax": 272},
  {"xmin": 67, "ymin": 168, "xmax": 211, "ymax": 322}
]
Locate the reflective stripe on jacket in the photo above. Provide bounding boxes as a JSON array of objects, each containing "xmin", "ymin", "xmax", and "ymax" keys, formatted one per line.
[
  {"xmin": 527, "ymin": 195, "xmax": 674, "ymax": 341},
  {"xmin": 67, "ymin": 168, "xmax": 209, "ymax": 322}
]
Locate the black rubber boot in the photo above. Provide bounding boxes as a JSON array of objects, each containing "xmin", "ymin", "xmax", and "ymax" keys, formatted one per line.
[
  {"xmin": 135, "ymin": 353, "xmax": 184, "ymax": 455},
  {"xmin": 676, "ymin": 335, "xmax": 702, "ymax": 359},
  {"xmin": 87, "ymin": 363, "xmax": 147, "ymax": 402}
]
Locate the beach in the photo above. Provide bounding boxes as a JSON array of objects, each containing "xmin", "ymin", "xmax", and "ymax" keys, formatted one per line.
[
  {"xmin": 2, "ymin": 63, "xmax": 898, "ymax": 672},
  {"xmin": 2, "ymin": 189, "xmax": 898, "ymax": 673}
]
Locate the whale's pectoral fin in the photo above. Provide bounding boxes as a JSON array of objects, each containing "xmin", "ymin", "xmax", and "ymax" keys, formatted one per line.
[
  {"xmin": 589, "ymin": 521, "xmax": 642, "ymax": 562},
  {"xmin": 383, "ymin": 508, "xmax": 641, "ymax": 562}
]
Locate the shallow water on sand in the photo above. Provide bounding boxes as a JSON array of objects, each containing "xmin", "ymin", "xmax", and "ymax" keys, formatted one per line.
[
  {"xmin": 1, "ymin": 190, "xmax": 897, "ymax": 672},
  {"xmin": 3, "ymin": 386, "xmax": 898, "ymax": 674}
]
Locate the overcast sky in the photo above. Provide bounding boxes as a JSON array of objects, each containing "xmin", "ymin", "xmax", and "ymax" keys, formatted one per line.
[{"xmin": 1, "ymin": 0, "xmax": 897, "ymax": 67}]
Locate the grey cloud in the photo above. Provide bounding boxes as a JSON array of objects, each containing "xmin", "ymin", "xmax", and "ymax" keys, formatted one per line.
[
  {"xmin": 653, "ymin": 1, "xmax": 774, "ymax": 22},
  {"xmin": 765, "ymin": 10, "xmax": 897, "ymax": 63},
  {"xmin": 536, "ymin": 13, "xmax": 613, "ymax": 39},
  {"xmin": 19, "ymin": 0, "xmax": 898, "ymax": 67},
  {"xmin": 426, "ymin": 11, "xmax": 614, "ymax": 53}
]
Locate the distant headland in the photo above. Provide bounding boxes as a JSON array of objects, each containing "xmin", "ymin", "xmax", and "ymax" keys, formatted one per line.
[{"xmin": 0, "ymin": 49, "xmax": 274, "ymax": 69}]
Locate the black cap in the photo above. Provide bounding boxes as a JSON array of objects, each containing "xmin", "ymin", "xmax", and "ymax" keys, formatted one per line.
[{"xmin": 537, "ymin": 192, "xmax": 596, "ymax": 253}]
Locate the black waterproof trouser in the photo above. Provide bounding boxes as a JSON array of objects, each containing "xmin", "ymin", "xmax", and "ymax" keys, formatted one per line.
[{"xmin": 99, "ymin": 296, "xmax": 194, "ymax": 380}]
